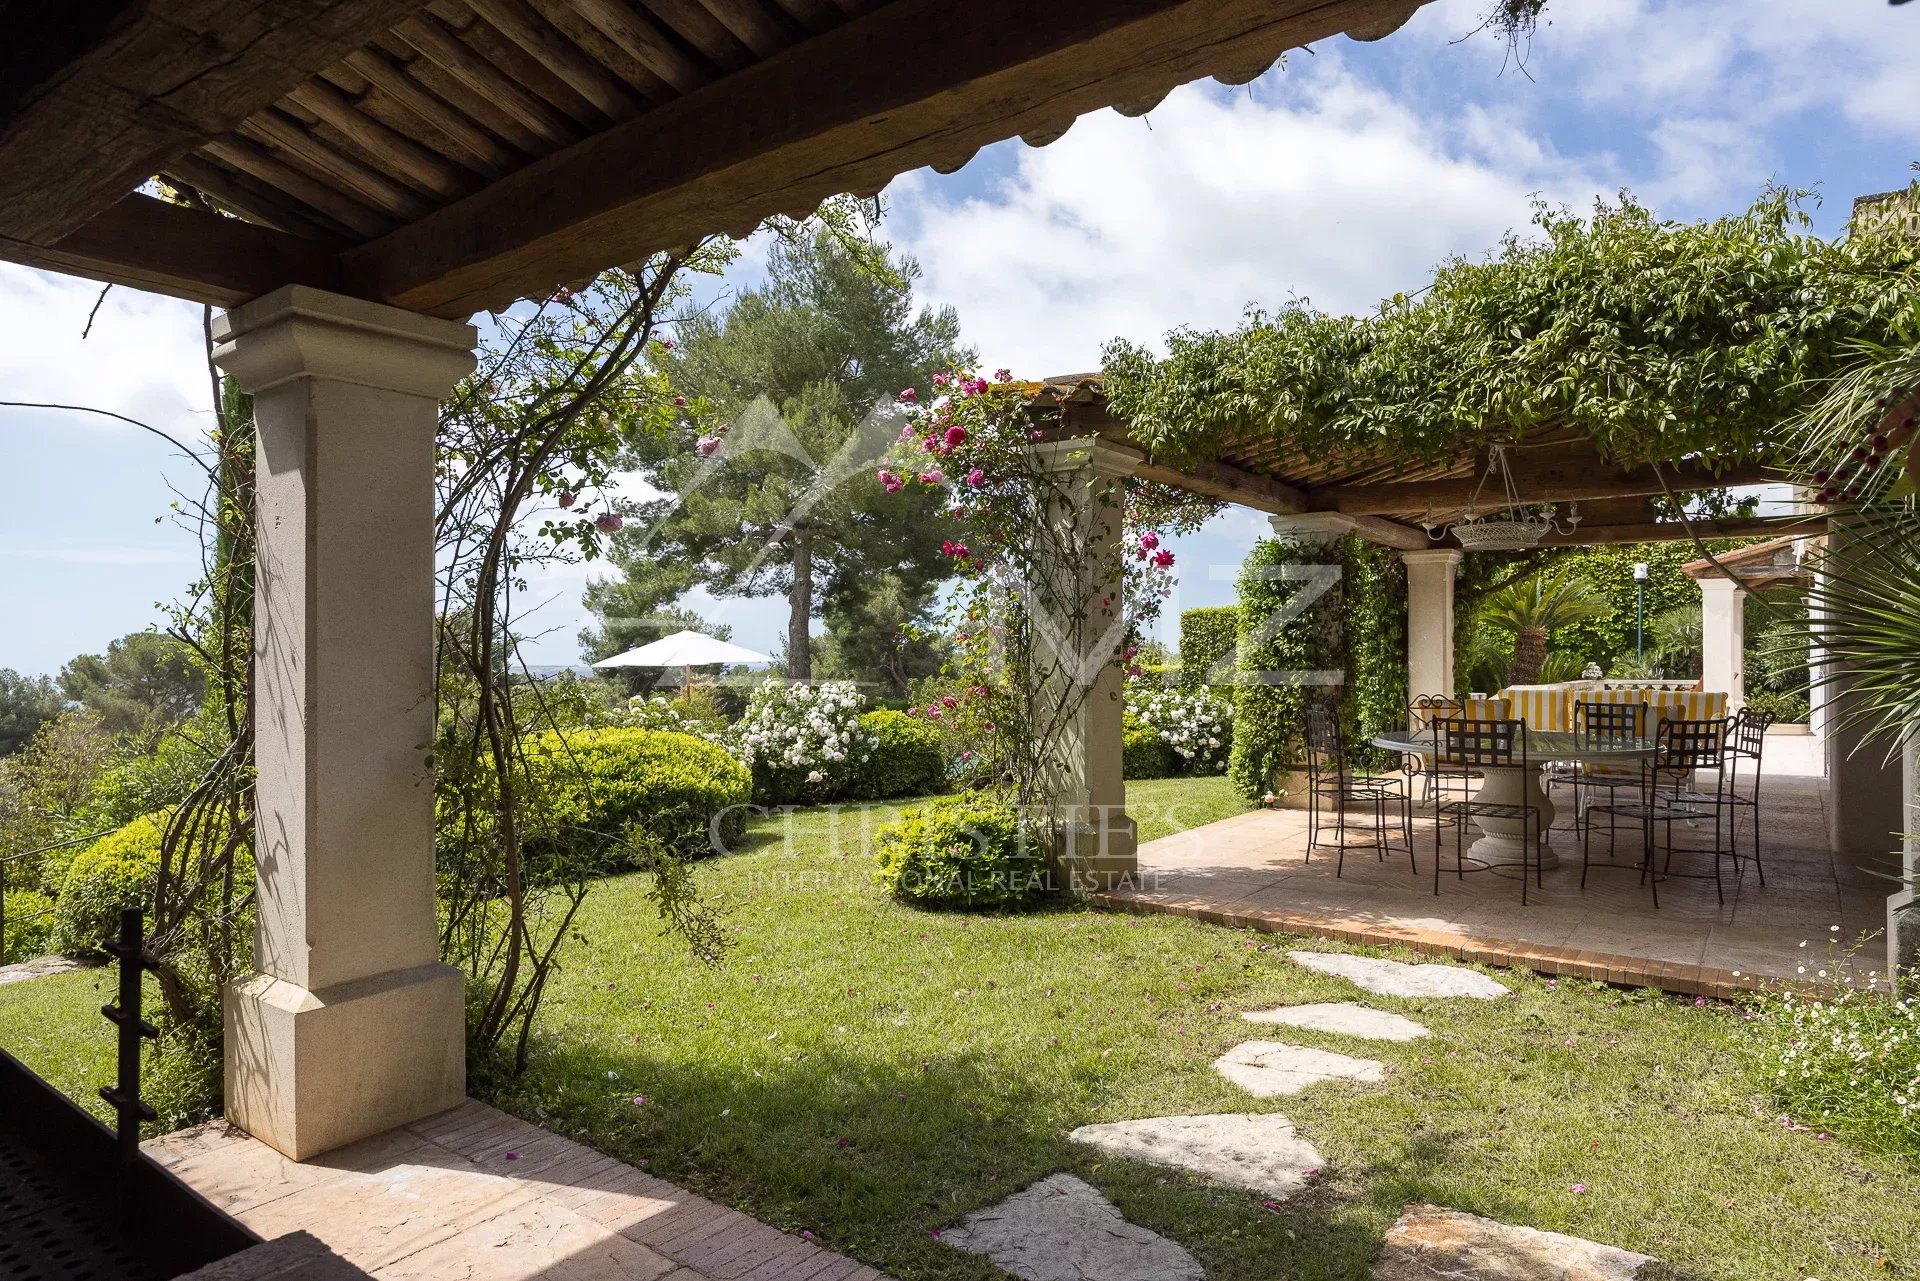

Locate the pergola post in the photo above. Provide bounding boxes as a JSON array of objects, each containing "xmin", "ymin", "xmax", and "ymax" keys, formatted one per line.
[
  {"xmin": 213, "ymin": 285, "xmax": 476, "ymax": 1161},
  {"xmin": 1401, "ymin": 549, "xmax": 1461, "ymax": 697},
  {"xmin": 1696, "ymin": 576, "xmax": 1747, "ymax": 709},
  {"xmin": 1029, "ymin": 439, "xmax": 1137, "ymax": 892}
]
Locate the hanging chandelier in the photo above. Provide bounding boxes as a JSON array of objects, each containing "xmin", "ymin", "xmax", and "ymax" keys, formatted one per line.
[{"xmin": 1420, "ymin": 444, "xmax": 1582, "ymax": 551}]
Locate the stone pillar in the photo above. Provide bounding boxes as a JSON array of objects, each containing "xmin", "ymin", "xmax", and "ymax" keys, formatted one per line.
[
  {"xmin": 1814, "ymin": 523, "xmax": 1905, "ymax": 859},
  {"xmin": 1028, "ymin": 439, "xmax": 1137, "ymax": 892},
  {"xmin": 1697, "ymin": 576, "xmax": 1747, "ymax": 708},
  {"xmin": 1401, "ymin": 549, "xmax": 1461, "ymax": 698},
  {"xmin": 213, "ymin": 285, "xmax": 476, "ymax": 1160}
]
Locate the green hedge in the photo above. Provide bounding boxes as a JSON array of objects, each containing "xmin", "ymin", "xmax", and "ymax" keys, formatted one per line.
[
  {"xmin": 1226, "ymin": 535, "xmax": 1407, "ymax": 801},
  {"xmin": 1179, "ymin": 606, "xmax": 1240, "ymax": 690},
  {"xmin": 848, "ymin": 710, "xmax": 949, "ymax": 799},
  {"xmin": 523, "ymin": 728, "xmax": 752, "ymax": 874},
  {"xmin": 53, "ymin": 812, "xmax": 167, "ymax": 954},
  {"xmin": 873, "ymin": 796, "xmax": 1045, "ymax": 910},
  {"xmin": 1122, "ymin": 713, "xmax": 1180, "ymax": 779}
]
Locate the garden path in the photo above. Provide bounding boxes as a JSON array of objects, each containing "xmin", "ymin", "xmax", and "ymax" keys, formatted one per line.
[{"xmin": 950, "ymin": 949, "xmax": 1658, "ymax": 1280}]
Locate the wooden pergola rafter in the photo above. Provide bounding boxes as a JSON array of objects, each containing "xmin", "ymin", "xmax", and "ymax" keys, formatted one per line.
[{"xmin": 1023, "ymin": 375, "xmax": 1823, "ymax": 549}]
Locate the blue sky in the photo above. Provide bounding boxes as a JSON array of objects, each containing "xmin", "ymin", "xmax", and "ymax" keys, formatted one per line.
[{"xmin": 2, "ymin": 0, "xmax": 1917, "ymax": 676}]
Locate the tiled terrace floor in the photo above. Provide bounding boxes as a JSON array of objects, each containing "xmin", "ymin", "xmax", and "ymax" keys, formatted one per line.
[
  {"xmin": 1098, "ymin": 736, "xmax": 1895, "ymax": 997},
  {"xmin": 148, "ymin": 1101, "xmax": 894, "ymax": 1281}
]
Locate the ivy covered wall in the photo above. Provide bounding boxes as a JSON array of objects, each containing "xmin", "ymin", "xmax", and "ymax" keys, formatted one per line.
[
  {"xmin": 1226, "ymin": 535, "xmax": 1408, "ymax": 800},
  {"xmin": 1178, "ymin": 606, "xmax": 1240, "ymax": 691}
]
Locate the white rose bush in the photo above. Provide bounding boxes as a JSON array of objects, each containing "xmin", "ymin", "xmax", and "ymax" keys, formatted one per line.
[
  {"xmin": 1125, "ymin": 682, "xmax": 1233, "ymax": 775},
  {"xmin": 731, "ymin": 679, "xmax": 874, "ymax": 805}
]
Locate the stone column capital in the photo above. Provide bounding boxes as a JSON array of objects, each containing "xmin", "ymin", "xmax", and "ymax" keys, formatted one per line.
[
  {"xmin": 1026, "ymin": 436, "xmax": 1140, "ymax": 481},
  {"xmin": 1266, "ymin": 513, "xmax": 1351, "ymax": 545},
  {"xmin": 1400, "ymin": 548, "xmax": 1464, "ymax": 570},
  {"xmin": 214, "ymin": 284, "xmax": 477, "ymax": 399},
  {"xmin": 1695, "ymin": 575, "xmax": 1748, "ymax": 599}
]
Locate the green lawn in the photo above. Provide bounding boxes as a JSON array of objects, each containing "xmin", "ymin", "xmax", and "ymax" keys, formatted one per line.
[{"xmin": 5, "ymin": 776, "xmax": 1916, "ymax": 1279}]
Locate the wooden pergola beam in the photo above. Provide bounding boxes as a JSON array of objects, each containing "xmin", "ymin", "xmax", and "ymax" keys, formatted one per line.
[
  {"xmin": 0, "ymin": 0, "xmax": 434, "ymax": 246},
  {"xmin": 341, "ymin": 0, "xmax": 1430, "ymax": 315},
  {"xmin": 1307, "ymin": 458, "xmax": 1784, "ymax": 516},
  {"xmin": 2, "ymin": 194, "xmax": 341, "ymax": 306},
  {"xmin": 1537, "ymin": 516, "xmax": 1828, "ymax": 547}
]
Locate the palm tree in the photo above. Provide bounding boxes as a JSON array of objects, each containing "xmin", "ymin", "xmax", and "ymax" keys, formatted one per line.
[{"xmin": 1476, "ymin": 571, "xmax": 1611, "ymax": 685}]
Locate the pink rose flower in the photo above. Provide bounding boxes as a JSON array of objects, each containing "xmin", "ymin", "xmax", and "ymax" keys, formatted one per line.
[
  {"xmin": 966, "ymin": 468, "xmax": 985, "ymax": 487},
  {"xmin": 558, "ymin": 490, "xmax": 576, "ymax": 508},
  {"xmin": 672, "ymin": 394, "xmax": 687, "ymax": 407},
  {"xmin": 945, "ymin": 425, "xmax": 967, "ymax": 447},
  {"xmin": 595, "ymin": 512, "xmax": 624, "ymax": 533},
  {"xmin": 920, "ymin": 469, "xmax": 945, "ymax": 485},
  {"xmin": 1153, "ymin": 549, "xmax": 1175, "ymax": 568},
  {"xmin": 1139, "ymin": 531, "xmax": 1160, "ymax": 550},
  {"xmin": 897, "ymin": 387, "xmax": 918, "ymax": 403},
  {"xmin": 696, "ymin": 436, "xmax": 721, "ymax": 456}
]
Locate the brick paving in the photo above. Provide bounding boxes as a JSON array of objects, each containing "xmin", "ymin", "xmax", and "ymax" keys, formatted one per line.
[
  {"xmin": 147, "ymin": 1101, "xmax": 892, "ymax": 1281},
  {"xmin": 1099, "ymin": 737, "xmax": 1893, "ymax": 997}
]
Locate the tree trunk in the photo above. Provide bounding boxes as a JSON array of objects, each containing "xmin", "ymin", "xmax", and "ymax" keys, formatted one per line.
[
  {"xmin": 788, "ymin": 525, "xmax": 812, "ymax": 681},
  {"xmin": 1508, "ymin": 626, "xmax": 1546, "ymax": 686}
]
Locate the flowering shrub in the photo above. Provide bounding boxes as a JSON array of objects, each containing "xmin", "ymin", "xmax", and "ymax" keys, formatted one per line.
[
  {"xmin": 1125, "ymin": 682, "xmax": 1233, "ymax": 775},
  {"xmin": 1753, "ymin": 966, "xmax": 1920, "ymax": 1159},
  {"xmin": 1122, "ymin": 713, "xmax": 1179, "ymax": 780},
  {"xmin": 731, "ymin": 680, "xmax": 873, "ymax": 805},
  {"xmin": 621, "ymin": 693, "xmax": 727, "ymax": 740},
  {"xmin": 873, "ymin": 796, "xmax": 1045, "ymax": 910}
]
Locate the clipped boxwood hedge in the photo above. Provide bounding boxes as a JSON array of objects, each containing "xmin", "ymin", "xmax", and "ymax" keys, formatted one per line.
[
  {"xmin": 53, "ymin": 812, "xmax": 167, "ymax": 954},
  {"xmin": 1123, "ymin": 713, "xmax": 1180, "ymax": 780},
  {"xmin": 848, "ymin": 710, "xmax": 948, "ymax": 800},
  {"xmin": 522, "ymin": 728, "xmax": 752, "ymax": 873},
  {"xmin": 873, "ymin": 796, "xmax": 1044, "ymax": 910},
  {"xmin": 3, "ymin": 889, "xmax": 56, "ymax": 963}
]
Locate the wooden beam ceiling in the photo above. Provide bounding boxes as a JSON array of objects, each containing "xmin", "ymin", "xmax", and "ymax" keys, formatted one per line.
[
  {"xmin": 340, "ymin": 0, "xmax": 1430, "ymax": 315},
  {"xmin": 3, "ymin": 193, "xmax": 342, "ymax": 307},
  {"xmin": 0, "ymin": 0, "xmax": 435, "ymax": 246},
  {"xmin": 1537, "ymin": 516, "xmax": 1828, "ymax": 547}
]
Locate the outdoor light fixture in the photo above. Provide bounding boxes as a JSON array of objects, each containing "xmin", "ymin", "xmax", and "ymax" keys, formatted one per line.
[
  {"xmin": 1633, "ymin": 561, "xmax": 1649, "ymax": 661},
  {"xmin": 1420, "ymin": 443, "xmax": 1582, "ymax": 551}
]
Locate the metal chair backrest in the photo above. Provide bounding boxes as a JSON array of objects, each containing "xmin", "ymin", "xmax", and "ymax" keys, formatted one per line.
[
  {"xmin": 1304, "ymin": 703, "xmax": 1346, "ymax": 783},
  {"xmin": 1574, "ymin": 698, "xmax": 1644, "ymax": 744},
  {"xmin": 1439, "ymin": 716, "xmax": 1527, "ymax": 770},
  {"xmin": 1655, "ymin": 716, "xmax": 1729, "ymax": 773},
  {"xmin": 1732, "ymin": 706, "xmax": 1772, "ymax": 760}
]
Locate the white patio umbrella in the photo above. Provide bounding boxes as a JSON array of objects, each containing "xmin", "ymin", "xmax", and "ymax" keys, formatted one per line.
[{"xmin": 592, "ymin": 629, "xmax": 772, "ymax": 699}]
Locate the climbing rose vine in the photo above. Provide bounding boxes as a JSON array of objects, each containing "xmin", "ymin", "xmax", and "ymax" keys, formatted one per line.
[{"xmin": 874, "ymin": 368, "xmax": 1217, "ymax": 820}]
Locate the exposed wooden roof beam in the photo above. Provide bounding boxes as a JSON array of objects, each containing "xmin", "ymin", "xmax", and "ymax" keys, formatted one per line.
[
  {"xmin": 1306, "ymin": 458, "xmax": 1785, "ymax": 516},
  {"xmin": 343, "ymin": 0, "xmax": 1431, "ymax": 315},
  {"xmin": 1, "ymin": 193, "xmax": 341, "ymax": 307},
  {"xmin": 1537, "ymin": 516, "xmax": 1828, "ymax": 548},
  {"xmin": 0, "ymin": 0, "xmax": 435, "ymax": 246}
]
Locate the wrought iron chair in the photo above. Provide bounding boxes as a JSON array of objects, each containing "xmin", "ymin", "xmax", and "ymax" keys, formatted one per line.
[
  {"xmin": 1664, "ymin": 704, "xmax": 1774, "ymax": 886},
  {"xmin": 1305, "ymin": 703, "xmax": 1415, "ymax": 878},
  {"xmin": 1546, "ymin": 699, "xmax": 1647, "ymax": 838},
  {"xmin": 1583, "ymin": 717, "xmax": 1735, "ymax": 908},
  {"xmin": 1432, "ymin": 716, "xmax": 1542, "ymax": 904},
  {"xmin": 1406, "ymin": 693, "xmax": 1479, "ymax": 807}
]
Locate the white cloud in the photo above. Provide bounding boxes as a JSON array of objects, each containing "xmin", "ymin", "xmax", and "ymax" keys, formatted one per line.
[
  {"xmin": 0, "ymin": 266, "xmax": 215, "ymax": 444},
  {"xmin": 885, "ymin": 54, "xmax": 1603, "ymax": 377}
]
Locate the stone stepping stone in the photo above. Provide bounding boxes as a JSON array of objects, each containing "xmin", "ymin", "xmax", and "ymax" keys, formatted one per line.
[
  {"xmin": 1376, "ymin": 1204, "xmax": 1653, "ymax": 1280},
  {"xmin": 1242, "ymin": 1002, "xmax": 1429, "ymax": 1042},
  {"xmin": 1289, "ymin": 950, "xmax": 1510, "ymax": 1000},
  {"xmin": 940, "ymin": 1173, "xmax": 1203, "ymax": 1281},
  {"xmin": 1212, "ymin": 1040, "xmax": 1384, "ymax": 1097},
  {"xmin": 1068, "ymin": 1113, "xmax": 1324, "ymax": 1200}
]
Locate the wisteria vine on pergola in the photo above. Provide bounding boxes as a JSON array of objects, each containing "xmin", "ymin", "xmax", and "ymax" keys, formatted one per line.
[{"xmin": 1100, "ymin": 188, "xmax": 1920, "ymax": 479}]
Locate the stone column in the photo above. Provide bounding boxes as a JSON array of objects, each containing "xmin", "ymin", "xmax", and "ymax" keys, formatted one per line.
[
  {"xmin": 1401, "ymin": 549, "xmax": 1461, "ymax": 698},
  {"xmin": 213, "ymin": 285, "xmax": 476, "ymax": 1160},
  {"xmin": 1028, "ymin": 439, "xmax": 1137, "ymax": 892},
  {"xmin": 1697, "ymin": 576, "xmax": 1747, "ymax": 708}
]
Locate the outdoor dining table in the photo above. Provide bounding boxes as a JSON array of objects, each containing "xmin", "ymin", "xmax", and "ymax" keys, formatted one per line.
[{"xmin": 1368, "ymin": 728, "xmax": 1655, "ymax": 869}]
